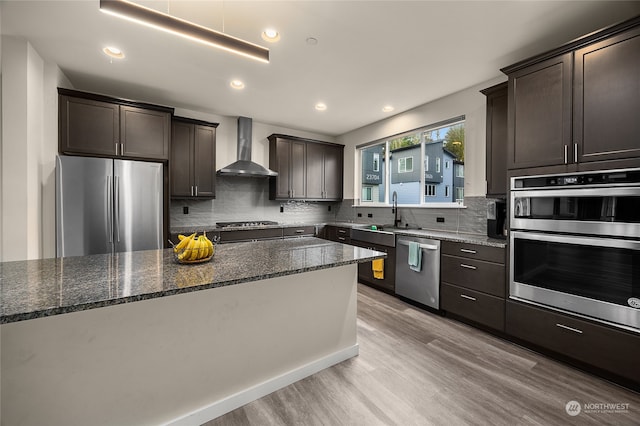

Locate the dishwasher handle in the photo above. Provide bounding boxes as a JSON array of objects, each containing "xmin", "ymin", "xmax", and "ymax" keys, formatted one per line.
[{"xmin": 397, "ymin": 240, "xmax": 439, "ymax": 250}]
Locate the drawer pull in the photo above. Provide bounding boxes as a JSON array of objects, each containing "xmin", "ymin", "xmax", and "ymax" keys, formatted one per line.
[
  {"xmin": 460, "ymin": 294, "xmax": 477, "ymax": 301},
  {"xmin": 338, "ymin": 229, "xmax": 347, "ymax": 234},
  {"xmin": 460, "ymin": 263, "xmax": 477, "ymax": 270},
  {"xmin": 556, "ymin": 323, "xmax": 583, "ymax": 334},
  {"xmin": 460, "ymin": 248, "xmax": 477, "ymax": 254},
  {"xmin": 295, "ymin": 229, "xmax": 305, "ymax": 234},
  {"xmin": 338, "ymin": 237, "xmax": 346, "ymax": 241}
]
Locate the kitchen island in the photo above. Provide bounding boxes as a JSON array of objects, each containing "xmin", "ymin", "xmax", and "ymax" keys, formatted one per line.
[{"xmin": 1, "ymin": 237, "xmax": 384, "ymax": 426}]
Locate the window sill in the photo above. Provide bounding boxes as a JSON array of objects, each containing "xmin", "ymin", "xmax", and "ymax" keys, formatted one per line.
[{"xmin": 352, "ymin": 202, "xmax": 466, "ymax": 209}]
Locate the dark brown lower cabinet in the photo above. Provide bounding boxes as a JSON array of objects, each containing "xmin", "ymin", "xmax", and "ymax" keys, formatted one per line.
[
  {"xmin": 506, "ymin": 300, "xmax": 640, "ymax": 388},
  {"xmin": 440, "ymin": 241, "xmax": 506, "ymax": 331},
  {"xmin": 325, "ymin": 225, "xmax": 351, "ymax": 244},
  {"xmin": 351, "ymin": 241, "xmax": 395, "ymax": 294},
  {"xmin": 441, "ymin": 283, "xmax": 505, "ymax": 331},
  {"xmin": 282, "ymin": 226, "xmax": 316, "ymax": 238},
  {"xmin": 218, "ymin": 228, "xmax": 283, "ymax": 243}
]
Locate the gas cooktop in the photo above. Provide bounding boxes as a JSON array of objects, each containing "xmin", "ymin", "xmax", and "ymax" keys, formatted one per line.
[{"xmin": 216, "ymin": 221, "xmax": 279, "ymax": 228}]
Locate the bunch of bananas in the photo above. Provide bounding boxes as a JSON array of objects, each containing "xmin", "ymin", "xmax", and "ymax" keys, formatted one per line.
[{"xmin": 174, "ymin": 232, "xmax": 215, "ymax": 262}]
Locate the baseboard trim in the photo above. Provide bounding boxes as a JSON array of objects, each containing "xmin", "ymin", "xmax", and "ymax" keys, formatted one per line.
[{"xmin": 165, "ymin": 344, "xmax": 360, "ymax": 426}]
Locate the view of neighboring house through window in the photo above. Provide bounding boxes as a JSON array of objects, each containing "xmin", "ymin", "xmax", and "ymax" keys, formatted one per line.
[{"xmin": 358, "ymin": 117, "xmax": 464, "ymax": 205}]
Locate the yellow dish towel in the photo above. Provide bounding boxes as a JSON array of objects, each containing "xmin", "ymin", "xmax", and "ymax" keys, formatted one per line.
[{"xmin": 372, "ymin": 258, "xmax": 384, "ymax": 280}]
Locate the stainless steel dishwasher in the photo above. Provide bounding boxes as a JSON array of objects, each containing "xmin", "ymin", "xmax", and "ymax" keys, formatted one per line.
[{"xmin": 395, "ymin": 235, "xmax": 441, "ymax": 309}]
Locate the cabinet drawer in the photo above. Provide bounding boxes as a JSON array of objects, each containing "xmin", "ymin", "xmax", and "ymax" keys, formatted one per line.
[
  {"xmin": 326, "ymin": 226, "xmax": 351, "ymax": 243},
  {"xmin": 442, "ymin": 283, "xmax": 505, "ymax": 331},
  {"xmin": 441, "ymin": 255, "xmax": 505, "ymax": 297},
  {"xmin": 441, "ymin": 241, "xmax": 505, "ymax": 264},
  {"xmin": 219, "ymin": 228, "xmax": 283, "ymax": 243},
  {"xmin": 283, "ymin": 226, "xmax": 316, "ymax": 237},
  {"xmin": 506, "ymin": 301, "xmax": 640, "ymax": 384}
]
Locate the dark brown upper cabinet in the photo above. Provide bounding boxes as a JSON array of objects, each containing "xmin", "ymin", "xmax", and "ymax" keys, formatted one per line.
[
  {"xmin": 170, "ymin": 117, "xmax": 218, "ymax": 199},
  {"xmin": 505, "ymin": 53, "xmax": 573, "ymax": 170},
  {"xmin": 481, "ymin": 82, "xmax": 508, "ymax": 197},
  {"xmin": 574, "ymin": 25, "xmax": 640, "ymax": 166},
  {"xmin": 502, "ymin": 16, "xmax": 640, "ymax": 173},
  {"xmin": 269, "ymin": 134, "xmax": 344, "ymax": 201},
  {"xmin": 269, "ymin": 135, "xmax": 307, "ymax": 199},
  {"xmin": 306, "ymin": 142, "xmax": 344, "ymax": 200},
  {"xmin": 59, "ymin": 88, "xmax": 172, "ymax": 161}
]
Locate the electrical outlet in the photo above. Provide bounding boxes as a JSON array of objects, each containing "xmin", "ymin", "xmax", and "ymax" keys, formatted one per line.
[
  {"xmin": 280, "ymin": 205, "xmax": 284, "ymax": 213},
  {"xmin": 357, "ymin": 213, "xmax": 362, "ymax": 217},
  {"xmin": 183, "ymin": 206, "xmax": 189, "ymax": 214},
  {"xmin": 328, "ymin": 205, "xmax": 331, "ymax": 212},
  {"xmin": 367, "ymin": 213, "xmax": 373, "ymax": 218},
  {"xmin": 437, "ymin": 217, "xmax": 445, "ymax": 223}
]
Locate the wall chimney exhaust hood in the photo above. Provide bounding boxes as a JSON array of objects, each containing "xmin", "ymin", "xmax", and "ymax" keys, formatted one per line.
[{"xmin": 217, "ymin": 117, "xmax": 278, "ymax": 177}]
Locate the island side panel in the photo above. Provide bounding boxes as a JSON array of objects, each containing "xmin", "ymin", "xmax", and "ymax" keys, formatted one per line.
[{"xmin": 1, "ymin": 264, "xmax": 358, "ymax": 426}]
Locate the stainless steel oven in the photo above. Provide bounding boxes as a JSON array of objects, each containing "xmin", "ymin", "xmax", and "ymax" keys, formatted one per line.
[{"xmin": 510, "ymin": 169, "xmax": 640, "ymax": 333}]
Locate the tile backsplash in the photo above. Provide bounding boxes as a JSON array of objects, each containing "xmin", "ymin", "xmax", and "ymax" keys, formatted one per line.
[
  {"xmin": 171, "ymin": 177, "xmax": 492, "ymax": 235},
  {"xmin": 335, "ymin": 196, "xmax": 493, "ymax": 235},
  {"xmin": 170, "ymin": 176, "xmax": 338, "ymax": 228}
]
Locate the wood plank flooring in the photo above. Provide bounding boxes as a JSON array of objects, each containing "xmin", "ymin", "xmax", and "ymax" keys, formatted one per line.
[{"xmin": 204, "ymin": 284, "xmax": 639, "ymax": 426}]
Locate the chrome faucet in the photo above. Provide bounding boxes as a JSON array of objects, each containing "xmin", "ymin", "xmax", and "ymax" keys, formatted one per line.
[{"xmin": 392, "ymin": 191, "xmax": 400, "ymax": 227}]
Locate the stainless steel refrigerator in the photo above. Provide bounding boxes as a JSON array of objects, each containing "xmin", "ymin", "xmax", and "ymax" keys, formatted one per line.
[{"xmin": 56, "ymin": 155, "xmax": 163, "ymax": 257}]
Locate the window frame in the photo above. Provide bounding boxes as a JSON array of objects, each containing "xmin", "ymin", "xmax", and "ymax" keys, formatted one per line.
[{"xmin": 357, "ymin": 116, "xmax": 465, "ymax": 207}]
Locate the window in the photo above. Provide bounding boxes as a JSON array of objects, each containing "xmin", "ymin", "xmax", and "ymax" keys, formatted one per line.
[
  {"xmin": 362, "ymin": 186, "xmax": 373, "ymax": 201},
  {"xmin": 425, "ymin": 184, "xmax": 436, "ymax": 197},
  {"xmin": 398, "ymin": 157, "xmax": 413, "ymax": 173},
  {"xmin": 455, "ymin": 187, "xmax": 464, "ymax": 201},
  {"xmin": 358, "ymin": 118, "xmax": 464, "ymax": 206}
]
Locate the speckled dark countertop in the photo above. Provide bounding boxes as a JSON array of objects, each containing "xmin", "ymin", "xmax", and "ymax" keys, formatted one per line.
[
  {"xmin": 171, "ymin": 222, "xmax": 506, "ymax": 248},
  {"xmin": 0, "ymin": 237, "xmax": 384, "ymax": 324}
]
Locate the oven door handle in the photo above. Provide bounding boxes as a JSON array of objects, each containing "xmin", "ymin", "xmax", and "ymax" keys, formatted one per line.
[{"xmin": 510, "ymin": 230, "xmax": 640, "ymax": 250}]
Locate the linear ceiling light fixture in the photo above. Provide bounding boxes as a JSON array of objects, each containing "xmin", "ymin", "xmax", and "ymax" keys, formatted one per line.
[{"xmin": 99, "ymin": 0, "xmax": 269, "ymax": 63}]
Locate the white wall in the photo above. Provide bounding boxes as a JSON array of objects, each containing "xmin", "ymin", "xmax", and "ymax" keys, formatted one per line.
[
  {"xmin": 337, "ymin": 76, "xmax": 506, "ymax": 199},
  {"xmin": 173, "ymin": 107, "xmax": 336, "ymax": 171},
  {"xmin": 0, "ymin": 36, "xmax": 71, "ymax": 261}
]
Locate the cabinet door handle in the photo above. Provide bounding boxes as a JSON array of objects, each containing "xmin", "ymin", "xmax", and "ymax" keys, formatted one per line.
[
  {"xmin": 564, "ymin": 144, "xmax": 568, "ymax": 164},
  {"xmin": 115, "ymin": 142, "xmax": 119, "ymax": 156},
  {"xmin": 120, "ymin": 143, "xmax": 124, "ymax": 155},
  {"xmin": 460, "ymin": 263, "xmax": 477, "ymax": 270},
  {"xmin": 460, "ymin": 294, "xmax": 476, "ymax": 301},
  {"xmin": 195, "ymin": 186, "xmax": 198, "ymax": 197},
  {"xmin": 190, "ymin": 186, "xmax": 194, "ymax": 197},
  {"xmin": 460, "ymin": 248, "xmax": 476, "ymax": 254},
  {"xmin": 574, "ymin": 143, "xmax": 578, "ymax": 163},
  {"xmin": 556, "ymin": 323, "xmax": 583, "ymax": 334}
]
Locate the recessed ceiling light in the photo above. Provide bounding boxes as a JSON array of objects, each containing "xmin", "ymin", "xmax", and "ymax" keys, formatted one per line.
[
  {"xmin": 230, "ymin": 80, "xmax": 245, "ymax": 90},
  {"xmin": 261, "ymin": 28, "xmax": 280, "ymax": 43},
  {"xmin": 382, "ymin": 105, "xmax": 394, "ymax": 113},
  {"xmin": 103, "ymin": 46, "xmax": 125, "ymax": 59},
  {"xmin": 306, "ymin": 37, "xmax": 318, "ymax": 45},
  {"xmin": 315, "ymin": 103, "xmax": 327, "ymax": 111}
]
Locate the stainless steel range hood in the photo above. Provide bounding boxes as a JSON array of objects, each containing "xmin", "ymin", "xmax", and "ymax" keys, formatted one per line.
[{"xmin": 217, "ymin": 116, "xmax": 278, "ymax": 177}]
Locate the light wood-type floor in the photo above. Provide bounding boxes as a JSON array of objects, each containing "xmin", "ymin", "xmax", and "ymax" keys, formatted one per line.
[{"xmin": 205, "ymin": 284, "xmax": 639, "ymax": 426}]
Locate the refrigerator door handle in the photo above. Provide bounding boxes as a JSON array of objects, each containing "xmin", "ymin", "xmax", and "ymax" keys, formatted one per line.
[
  {"xmin": 114, "ymin": 175, "xmax": 120, "ymax": 243},
  {"xmin": 107, "ymin": 176, "xmax": 113, "ymax": 243}
]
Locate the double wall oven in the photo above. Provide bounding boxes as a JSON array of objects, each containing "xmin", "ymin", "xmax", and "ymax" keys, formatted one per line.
[{"xmin": 510, "ymin": 169, "xmax": 640, "ymax": 333}]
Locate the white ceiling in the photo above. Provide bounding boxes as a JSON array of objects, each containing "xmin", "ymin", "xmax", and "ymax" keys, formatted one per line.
[{"xmin": 2, "ymin": 1, "xmax": 640, "ymax": 136}]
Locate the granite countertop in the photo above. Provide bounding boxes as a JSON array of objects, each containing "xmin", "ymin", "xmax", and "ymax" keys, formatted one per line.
[
  {"xmin": 171, "ymin": 222, "xmax": 506, "ymax": 248},
  {"xmin": 327, "ymin": 222, "xmax": 507, "ymax": 248},
  {"xmin": 0, "ymin": 237, "xmax": 384, "ymax": 324}
]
